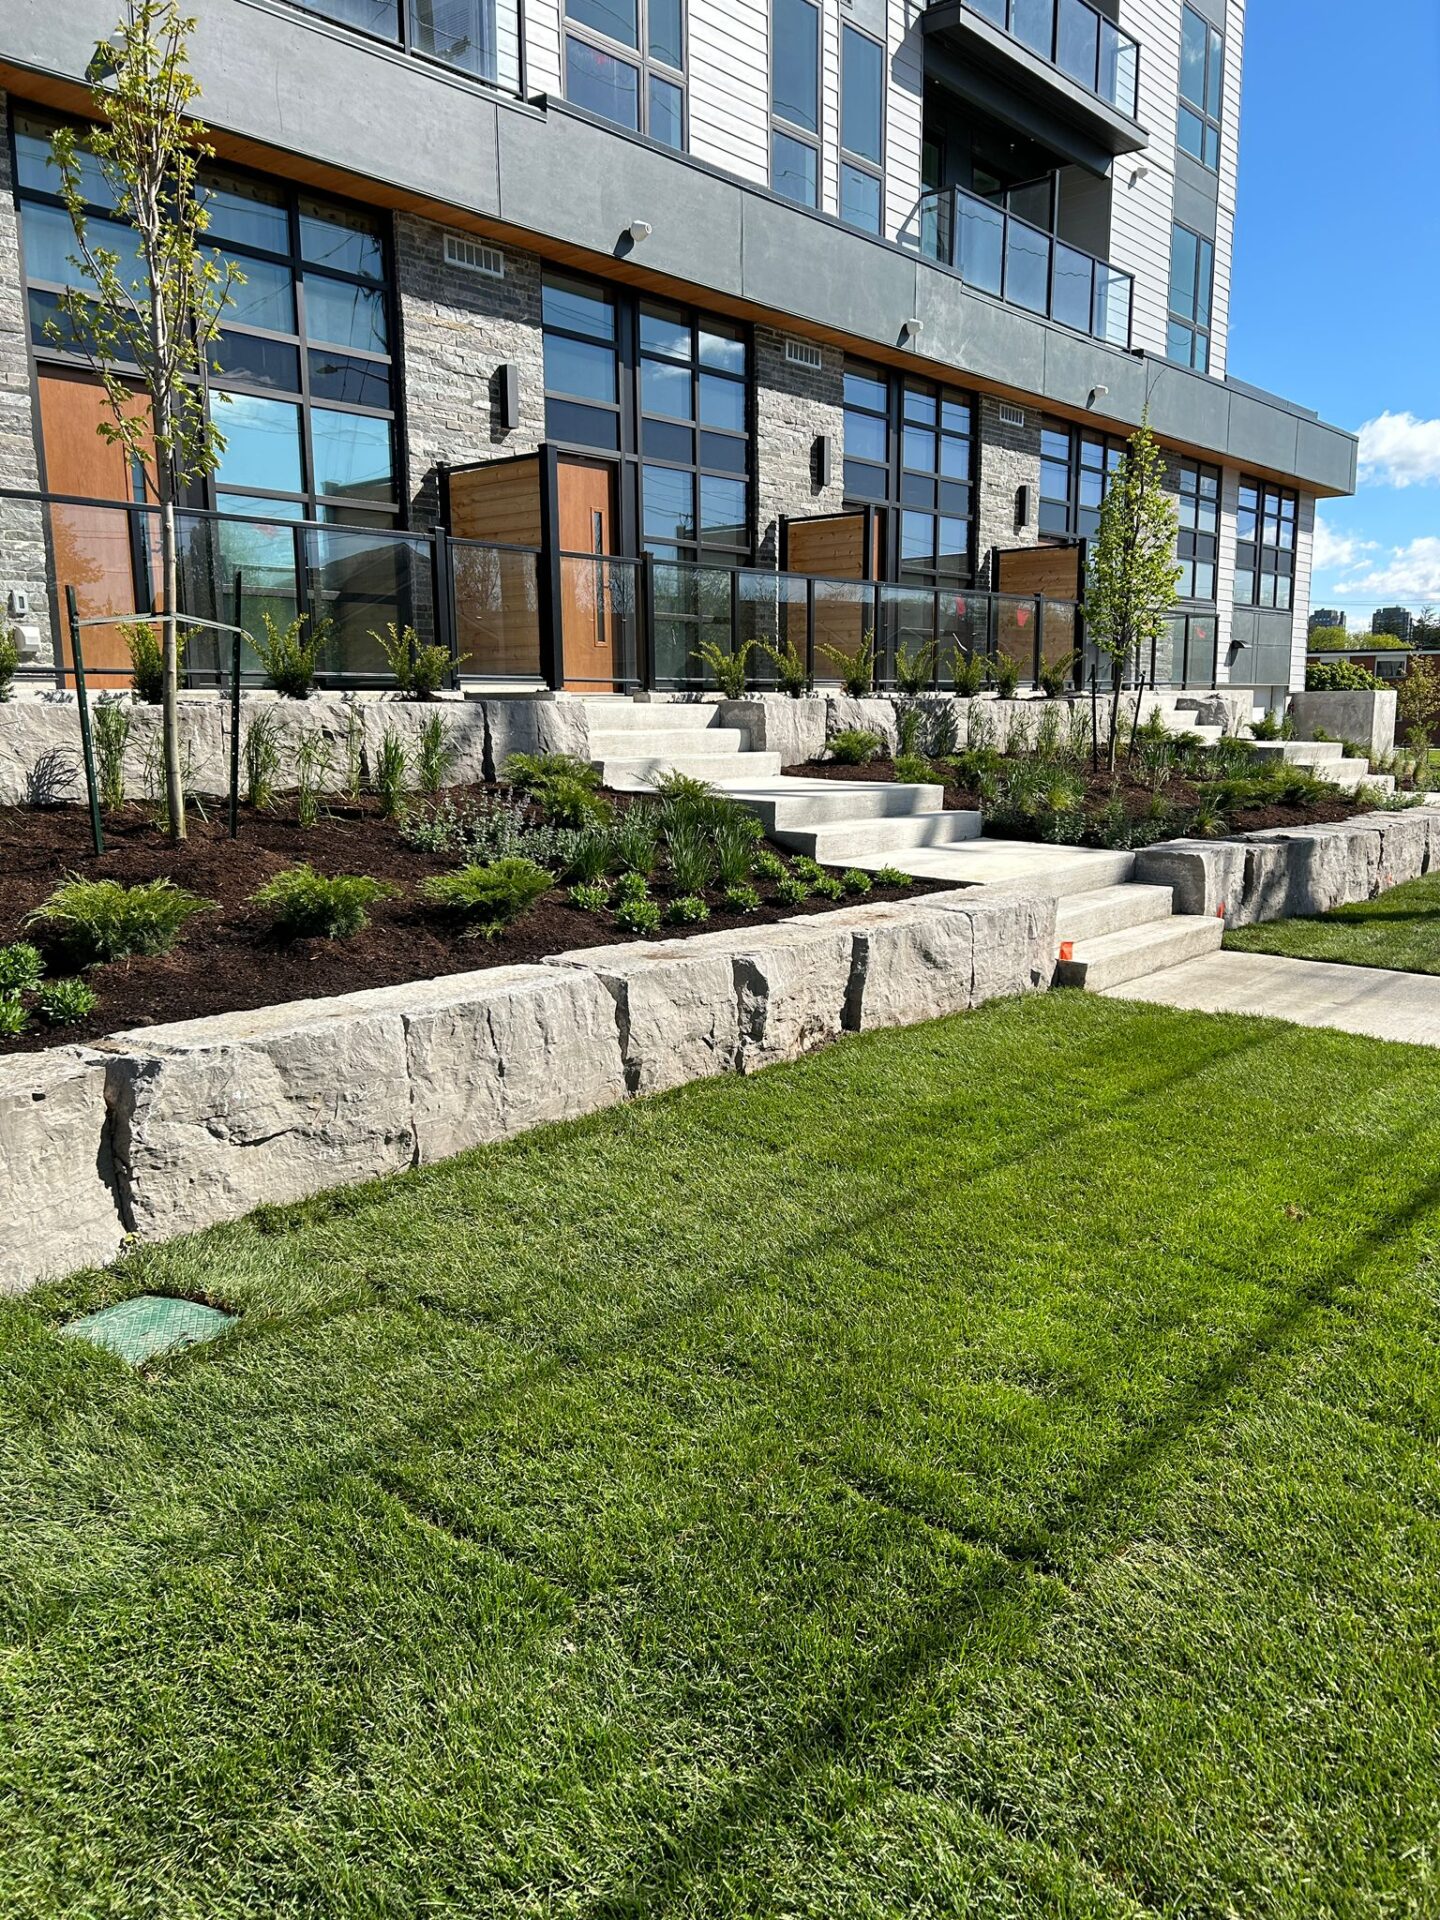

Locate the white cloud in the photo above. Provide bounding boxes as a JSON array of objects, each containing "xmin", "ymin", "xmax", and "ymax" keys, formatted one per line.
[
  {"xmin": 1335, "ymin": 537, "xmax": 1440, "ymax": 606},
  {"xmin": 1357, "ymin": 412, "xmax": 1440, "ymax": 489},
  {"xmin": 1312, "ymin": 517, "xmax": 1377, "ymax": 574}
]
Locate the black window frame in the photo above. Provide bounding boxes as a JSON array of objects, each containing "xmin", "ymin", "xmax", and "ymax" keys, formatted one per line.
[
  {"xmin": 282, "ymin": 0, "xmax": 525, "ymax": 97},
  {"xmin": 1166, "ymin": 220, "xmax": 1214, "ymax": 373},
  {"xmin": 838, "ymin": 22, "xmax": 885, "ymax": 236},
  {"xmin": 12, "ymin": 105, "xmax": 402, "ymax": 526},
  {"xmin": 1234, "ymin": 477, "xmax": 1298, "ymax": 612},
  {"xmin": 1038, "ymin": 419, "xmax": 1124, "ymax": 542},
  {"xmin": 562, "ymin": 0, "xmax": 687, "ymax": 150},
  {"xmin": 842, "ymin": 358, "xmax": 976, "ymax": 588},
  {"xmin": 1172, "ymin": 457, "xmax": 1219, "ymax": 604},
  {"xmin": 771, "ymin": 0, "xmax": 821, "ymax": 209},
  {"xmin": 1177, "ymin": 4, "xmax": 1223, "ymax": 172}
]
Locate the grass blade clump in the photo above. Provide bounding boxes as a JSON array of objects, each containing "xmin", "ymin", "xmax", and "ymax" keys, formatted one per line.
[
  {"xmin": 26, "ymin": 877, "xmax": 214, "ymax": 966},
  {"xmin": 243, "ymin": 708, "xmax": 282, "ymax": 812},
  {"xmin": 251, "ymin": 865, "xmax": 396, "ymax": 940},
  {"xmin": 93, "ymin": 700, "xmax": 132, "ymax": 811}
]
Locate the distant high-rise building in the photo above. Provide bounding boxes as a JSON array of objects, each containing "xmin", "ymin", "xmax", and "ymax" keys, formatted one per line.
[
  {"xmin": 1373, "ymin": 607, "xmax": 1415, "ymax": 641},
  {"xmin": 1310, "ymin": 609, "xmax": 1346, "ymax": 632}
]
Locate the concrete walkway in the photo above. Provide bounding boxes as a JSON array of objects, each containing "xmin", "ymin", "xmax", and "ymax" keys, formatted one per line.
[{"xmin": 1106, "ymin": 949, "xmax": 1440, "ymax": 1047}]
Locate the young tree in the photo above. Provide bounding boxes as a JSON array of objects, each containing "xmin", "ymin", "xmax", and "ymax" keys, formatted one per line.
[
  {"xmin": 51, "ymin": 1, "xmax": 238, "ymax": 839},
  {"xmin": 1082, "ymin": 418, "xmax": 1181, "ymax": 772},
  {"xmin": 1397, "ymin": 655, "xmax": 1440, "ymax": 783}
]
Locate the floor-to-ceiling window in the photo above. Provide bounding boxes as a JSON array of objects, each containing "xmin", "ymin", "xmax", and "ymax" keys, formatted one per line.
[
  {"xmin": 839, "ymin": 24, "xmax": 885, "ymax": 234},
  {"xmin": 1165, "ymin": 457, "xmax": 1220, "ymax": 684},
  {"xmin": 1234, "ymin": 478, "xmax": 1298, "ymax": 612},
  {"xmin": 563, "ymin": 0, "xmax": 686, "ymax": 148},
  {"xmin": 1167, "ymin": 222, "xmax": 1214, "ymax": 372},
  {"xmin": 1038, "ymin": 420, "xmax": 1124, "ymax": 541},
  {"xmin": 285, "ymin": 0, "xmax": 523, "ymax": 94},
  {"xmin": 771, "ymin": 0, "xmax": 820, "ymax": 207},
  {"xmin": 842, "ymin": 361, "xmax": 975, "ymax": 584},
  {"xmin": 1177, "ymin": 4, "xmax": 1223, "ymax": 171}
]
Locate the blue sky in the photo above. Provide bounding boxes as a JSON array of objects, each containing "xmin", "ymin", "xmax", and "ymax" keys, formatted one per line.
[{"xmin": 1228, "ymin": 0, "xmax": 1440, "ymax": 629}]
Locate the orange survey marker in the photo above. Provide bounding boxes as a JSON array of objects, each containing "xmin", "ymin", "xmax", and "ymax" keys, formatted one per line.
[{"xmin": 1059, "ymin": 941, "xmax": 1074, "ymax": 963}]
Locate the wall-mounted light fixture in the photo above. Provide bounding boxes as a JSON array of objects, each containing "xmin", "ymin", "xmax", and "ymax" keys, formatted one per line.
[
  {"xmin": 627, "ymin": 219, "xmax": 653, "ymax": 243},
  {"xmin": 1087, "ymin": 384, "xmax": 1110, "ymax": 409},
  {"xmin": 902, "ymin": 316, "xmax": 924, "ymax": 345},
  {"xmin": 1129, "ymin": 163, "xmax": 1150, "ymax": 188},
  {"xmin": 811, "ymin": 433, "xmax": 834, "ymax": 490}
]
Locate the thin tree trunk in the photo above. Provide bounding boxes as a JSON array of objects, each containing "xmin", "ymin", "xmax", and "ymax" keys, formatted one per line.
[{"xmin": 155, "ymin": 451, "xmax": 185, "ymax": 840}]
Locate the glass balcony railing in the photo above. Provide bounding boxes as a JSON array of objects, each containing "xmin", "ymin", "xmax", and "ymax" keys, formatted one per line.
[
  {"xmin": 912, "ymin": 185, "xmax": 1133, "ymax": 348},
  {"xmin": 965, "ymin": 0, "xmax": 1140, "ymax": 120}
]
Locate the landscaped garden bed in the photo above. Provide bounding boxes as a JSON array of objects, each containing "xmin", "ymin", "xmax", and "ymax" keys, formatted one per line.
[{"xmin": 0, "ymin": 763, "xmax": 931, "ymax": 1055}]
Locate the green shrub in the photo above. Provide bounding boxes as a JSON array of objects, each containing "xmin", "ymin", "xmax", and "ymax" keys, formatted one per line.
[
  {"xmin": 26, "ymin": 876, "xmax": 214, "ymax": 965},
  {"xmin": 0, "ymin": 942, "xmax": 44, "ymax": 994},
  {"xmin": 372, "ymin": 623, "xmax": 461, "ymax": 701},
  {"xmin": 759, "ymin": 638, "xmax": 808, "ymax": 697},
  {"xmin": 123, "ymin": 620, "xmax": 186, "ymax": 705},
  {"xmin": 894, "ymin": 638, "xmax": 937, "ymax": 696},
  {"xmin": 35, "ymin": 977, "xmax": 98, "ymax": 1026},
  {"xmin": 93, "ymin": 699, "xmax": 131, "ymax": 811},
  {"xmin": 951, "ymin": 649, "xmax": 987, "ymax": 697},
  {"xmin": 421, "ymin": 856, "xmax": 552, "ymax": 937},
  {"xmin": 811, "ymin": 873, "xmax": 845, "ymax": 901},
  {"xmin": 614, "ymin": 897, "xmax": 662, "ymax": 935},
  {"xmin": 568, "ymin": 881, "xmax": 608, "ymax": 913},
  {"xmin": 251, "ymin": 865, "xmax": 395, "ymax": 939},
  {"xmin": 1250, "ymin": 713, "xmax": 1283, "ymax": 741},
  {"xmin": 753, "ymin": 849, "xmax": 787, "ymax": 882},
  {"xmin": 667, "ymin": 893, "xmax": 710, "ymax": 925},
  {"xmin": 722, "ymin": 883, "xmax": 761, "ymax": 913},
  {"xmin": 817, "ymin": 631, "xmax": 877, "ymax": 699},
  {"xmin": 243, "ymin": 708, "xmax": 282, "ymax": 812},
  {"xmin": 1306, "ymin": 659, "xmax": 1383, "ymax": 692},
  {"xmin": 505, "ymin": 752, "xmax": 611, "ymax": 827},
  {"xmin": 415, "ymin": 713, "xmax": 457, "ymax": 796},
  {"xmin": 841, "ymin": 868, "xmax": 872, "ymax": 896},
  {"xmin": 0, "ymin": 624, "xmax": 19, "ymax": 702},
  {"xmin": 893, "ymin": 752, "xmax": 932, "ymax": 785},
  {"xmin": 611, "ymin": 870, "xmax": 651, "ymax": 907},
  {"xmin": 253, "ymin": 613, "xmax": 327, "ymax": 698},
  {"xmin": 691, "ymin": 636, "xmax": 758, "ymax": 699},
  {"xmin": 828, "ymin": 728, "xmax": 882, "ymax": 766},
  {"xmin": 988, "ymin": 651, "xmax": 1021, "ymax": 699},
  {"xmin": 791, "ymin": 855, "xmax": 824, "ymax": 885},
  {"xmin": 1038, "ymin": 649, "xmax": 1078, "ymax": 698},
  {"xmin": 872, "ymin": 865, "xmax": 913, "ymax": 887},
  {"xmin": 0, "ymin": 995, "xmax": 28, "ymax": 1037},
  {"xmin": 774, "ymin": 875, "xmax": 809, "ymax": 906}
]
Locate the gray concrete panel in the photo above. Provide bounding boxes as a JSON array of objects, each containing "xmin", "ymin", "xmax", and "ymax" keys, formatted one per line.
[
  {"xmin": 1043, "ymin": 328, "xmax": 1146, "ymax": 423},
  {"xmin": 1225, "ymin": 389, "xmax": 1302, "ymax": 477},
  {"xmin": 911, "ymin": 277, "xmax": 1047, "ymax": 390},
  {"xmin": 741, "ymin": 197, "xmax": 918, "ymax": 344}
]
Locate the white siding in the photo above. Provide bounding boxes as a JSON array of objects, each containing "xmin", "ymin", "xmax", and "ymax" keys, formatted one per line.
[
  {"xmin": 1208, "ymin": 0, "xmax": 1244, "ymax": 379},
  {"xmin": 885, "ymin": 0, "xmax": 925, "ymax": 243},
  {"xmin": 1290, "ymin": 497, "xmax": 1315, "ymax": 693},
  {"xmin": 526, "ymin": 0, "xmax": 563, "ymax": 99},
  {"xmin": 689, "ymin": 0, "xmax": 771, "ymax": 184}
]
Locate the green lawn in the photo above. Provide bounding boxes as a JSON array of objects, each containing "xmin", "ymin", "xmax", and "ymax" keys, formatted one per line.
[
  {"xmin": 4, "ymin": 994, "xmax": 1440, "ymax": 1918},
  {"xmin": 1225, "ymin": 868, "xmax": 1440, "ymax": 974}
]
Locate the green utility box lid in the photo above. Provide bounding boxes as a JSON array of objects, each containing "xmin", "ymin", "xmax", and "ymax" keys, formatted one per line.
[{"xmin": 60, "ymin": 1295, "xmax": 236, "ymax": 1367}]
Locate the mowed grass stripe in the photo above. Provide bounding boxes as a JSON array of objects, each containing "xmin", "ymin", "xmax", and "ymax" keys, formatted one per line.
[{"xmin": 1, "ymin": 994, "xmax": 1438, "ymax": 1917}]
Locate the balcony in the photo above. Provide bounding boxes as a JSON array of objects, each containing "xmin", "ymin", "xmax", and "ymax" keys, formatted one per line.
[
  {"xmin": 911, "ymin": 185, "xmax": 1133, "ymax": 347},
  {"xmin": 923, "ymin": 0, "xmax": 1145, "ymax": 163}
]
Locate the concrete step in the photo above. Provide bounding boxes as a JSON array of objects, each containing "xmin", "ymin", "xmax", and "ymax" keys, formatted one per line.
[
  {"xmin": 1054, "ymin": 913, "xmax": 1225, "ymax": 991},
  {"xmin": 574, "ymin": 698, "xmax": 720, "ymax": 731},
  {"xmin": 1054, "ymin": 883, "xmax": 1175, "ymax": 945},
  {"xmin": 724, "ymin": 778, "xmax": 946, "ymax": 831},
  {"xmin": 1248, "ymin": 739, "xmax": 1346, "ymax": 763},
  {"xmin": 589, "ymin": 725, "xmax": 747, "ymax": 759},
  {"xmin": 780, "ymin": 810, "xmax": 985, "ymax": 863},
  {"xmin": 1312, "ymin": 761, "xmax": 1394, "ymax": 794},
  {"xmin": 840, "ymin": 842, "xmax": 1138, "ymax": 894},
  {"xmin": 1166, "ymin": 722, "xmax": 1223, "ymax": 745},
  {"xmin": 596, "ymin": 750, "xmax": 783, "ymax": 790}
]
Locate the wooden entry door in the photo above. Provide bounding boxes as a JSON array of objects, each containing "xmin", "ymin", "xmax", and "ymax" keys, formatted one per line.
[
  {"xmin": 38, "ymin": 367, "xmax": 157, "ymax": 686},
  {"xmin": 556, "ymin": 455, "xmax": 619, "ymax": 692}
]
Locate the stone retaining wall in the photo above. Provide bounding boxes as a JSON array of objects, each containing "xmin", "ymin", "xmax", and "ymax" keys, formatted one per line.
[{"xmin": 0, "ymin": 889, "xmax": 1054, "ymax": 1298}]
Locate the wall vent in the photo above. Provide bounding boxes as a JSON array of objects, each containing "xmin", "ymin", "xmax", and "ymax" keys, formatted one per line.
[
  {"xmin": 998, "ymin": 402, "xmax": 1025, "ymax": 428},
  {"xmin": 785, "ymin": 336, "xmax": 823, "ymax": 372},
  {"xmin": 444, "ymin": 232, "xmax": 505, "ymax": 278}
]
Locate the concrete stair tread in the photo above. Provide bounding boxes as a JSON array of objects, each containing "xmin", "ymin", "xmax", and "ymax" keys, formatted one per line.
[
  {"xmin": 1055, "ymin": 913, "xmax": 1224, "ymax": 991},
  {"xmin": 572, "ymin": 698, "xmax": 721, "ymax": 730},
  {"xmin": 598, "ymin": 750, "xmax": 782, "ymax": 790},
  {"xmin": 589, "ymin": 726, "xmax": 747, "ymax": 756},
  {"xmin": 1054, "ymin": 883, "xmax": 1175, "ymax": 943},
  {"xmin": 781, "ymin": 810, "xmax": 985, "ymax": 860},
  {"xmin": 836, "ymin": 840, "xmax": 1137, "ymax": 894}
]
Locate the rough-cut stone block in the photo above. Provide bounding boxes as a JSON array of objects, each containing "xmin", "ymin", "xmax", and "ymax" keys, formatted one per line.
[
  {"xmin": 343, "ymin": 965, "xmax": 625, "ymax": 1163},
  {"xmin": 101, "ymin": 997, "xmax": 416, "ymax": 1240},
  {"xmin": 717, "ymin": 695, "xmax": 827, "ymax": 767},
  {"xmin": 671, "ymin": 917, "xmax": 856, "ymax": 1069},
  {"xmin": 546, "ymin": 941, "xmax": 741, "ymax": 1095},
  {"xmin": 0, "ymin": 700, "xmax": 84, "ymax": 807},
  {"xmin": 1239, "ymin": 822, "xmax": 1384, "ymax": 923},
  {"xmin": 834, "ymin": 899, "xmax": 976, "ymax": 1032},
  {"xmin": 826, "ymin": 696, "xmax": 900, "ymax": 755},
  {"xmin": 1290, "ymin": 689, "xmax": 1397, "ymax": 761},
  {"xmin": 1135, "ymin": 839, "xmax": 1249, "ymax": 919},
  {"xmin": 482, "ymin": 695, "xmax": 591, "ymax": 777},
  {"xmin": 0, "ymin": 1047, "xmax": 124, "ymax": 1296},
  {"xmin": 1371, "ymin": 810, "xmax": 1432, "ymax": 890},
  {"xmin": 933, "ymin": 890, "xmax": 1057, "ymax": 1003}
]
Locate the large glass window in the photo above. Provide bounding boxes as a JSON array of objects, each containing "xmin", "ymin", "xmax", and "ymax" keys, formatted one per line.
[
  {"xmin": 1234, "ymin": 479, "xmax": 1298, "ymax": 612},
  {"xmin": 1178, "ymin": 5, "xmax": 1223, "ymax": 171},
  {"xmin": 1167, "ymin": 222, "xmax": 1214, "ymax": 372},
  {"xmin": 840, "ymin": 26, "xmax": 884, "ymax": 235},
  {"xmin": 843, "ymin": 362, "xmax": 975, "ymax": 585},
  {"xmin": 15, "ymin": 113, "xmax": 398, "ymax": 523},
  {"xmin": 542, "ymin": 272, "xmax": 753, "ymax": 563},
  {"xmin": 286, "ymin": 0, "xmax": 521, "ymax": 92},
  {"xmin": 1173, "ymin": 459, "xmax": 1219, "ymax": 601},
  {"xmin": 772, "ymin": 0, "xmax": 820, "ymax": 206},
  {"xmin": 564, "ymin": 0, "xmax": 685, "ymax": 147},
  {"xmin": 1039, "ymin": 421, "xmax": 1124, "ymax": 540}
]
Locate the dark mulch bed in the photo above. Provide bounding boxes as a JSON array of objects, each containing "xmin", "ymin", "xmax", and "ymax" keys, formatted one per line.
[
  {"xmin": 784, "ymin": 758, "xmax": 1365, "ymax": 836},
  {"xmin": 0, "ymin": 786, "xmax": 936, "ymax": 1056}
]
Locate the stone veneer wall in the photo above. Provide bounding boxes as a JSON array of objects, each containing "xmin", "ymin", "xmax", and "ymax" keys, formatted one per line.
[
  {"xmin": 752, "ymin": 327, "xmax": 846, "ymax": 565},
  {"xmin": 974, "ymin": 396, "xmax": 1041, "ymax": 589},
  {"xmin": 393, "ymin": 213, "xmax": 546, "ymax": 526},
  {"xmin": 0, "ymin": 92, "xmax": 53, "ymax": 671}
]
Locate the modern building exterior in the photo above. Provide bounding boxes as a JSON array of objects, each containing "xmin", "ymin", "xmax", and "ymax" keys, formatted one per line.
[
  {"xmin": 1309, "ymin": 607, "xmax": 1345, "ymax": 632},
  {"xmin": 1372, "ymin": 606, "xmax": 1415, "ymax": 641},
  {"xmin": 0, "ymin": 0, "xmax": 1355, "ymax": 701}
]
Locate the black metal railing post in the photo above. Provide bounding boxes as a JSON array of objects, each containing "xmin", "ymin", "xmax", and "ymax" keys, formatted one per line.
[
  {"xmin": 805, "ymin": 578, "xmax": 816, "ymax": 689},
  {"xmin": 640, "ymin": 551, "xmax": 656, "ymax": 691},
  {"xmin": 1033, "ymin": 595, "xmax": 1044, "ymax": 686},
  {"xmin": 431, "ymin": 522, "xmax": 458, "ymax": 684},
  {"xmin": 65, "ymin": 586, "xmax": 104, "ymax": 857},
  {"xmin": 228, "ymin": 569, "xmax": 243, "ymax": 839}
]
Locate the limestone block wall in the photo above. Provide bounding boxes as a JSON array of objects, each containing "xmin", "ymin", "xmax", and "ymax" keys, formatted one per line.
[
  {"xmin": 974, "ymin": 398, "xmax": 1042, "ymax": 589},
  {"xmin": 753, "ymin": 327, "xmax": 847, "ymax": 566},
  {"xmin": 0, "ymin": 92, "xmax": 52, "ymax": 671}
]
